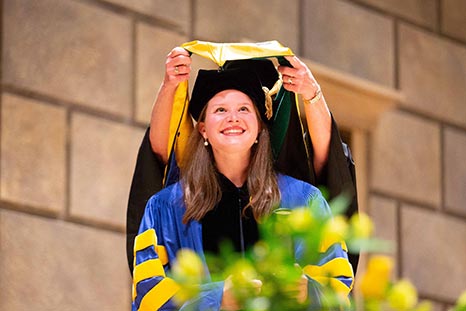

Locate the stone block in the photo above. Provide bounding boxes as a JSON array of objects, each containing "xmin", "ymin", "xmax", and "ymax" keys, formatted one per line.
[
  {"xmin": 369, "ymin": 196, "xmax": 398, "ymax": 246},
  {"xmin": 194, "ymin": 0, "xmax": 299, "ymax": 52},
  {"xmin": 70, "ymin": 113, "xmax": 144, "ymax": 227},
  {"xmin": 399, "ymin": 24, "xmax": 466, "ymax": 128},
  {"xmin": 401, "ymin": 205, "xmax": 466, "ymax": 301},
  {"xmin": 442, "ymin": 0, "xmax": 466, "ymax": 42},
  {"xmin": 2, "ymin": 0, "xmax": 132, "ymax": 117},
  {"xmin": 1, "ymin": 94, "xmax": 66, "ymax": 212},
  {"xmin": 302, "ymin": 0, "xmax": 394, "ymax": 87},
  {"xmin": 368, "ymin": 195, "xmax": 398, "ymax": 275},
  {"xmin": 0, "ymin": 209, "xmax": 130, "ymax": 310},
  {"xmin": 357, "ymin": 0, "xmax": 437, "ymax": 29},
  {"xmin": 444, "ymin": 127, "xmax": 466, "ymax": 216},
  {"xmin": 371, "ymin": 111, "xmax": 441, "ymax": 206},
  {"xmin": 102, "ymin": 0, "xmax": 190, "ymax": 33},
  {"xmin": 136, "ymin": 24, "xmax": 187, "ymax": 124}
]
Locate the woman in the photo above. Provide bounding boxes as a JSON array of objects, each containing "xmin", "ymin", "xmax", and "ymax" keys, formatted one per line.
[
  {"xmin": 127, "ymin": 43, "xmax": 359, "ymax": 275},
  {"xmin": 131, "ymin": 57, "xmax": 354, "ymax": 311}
]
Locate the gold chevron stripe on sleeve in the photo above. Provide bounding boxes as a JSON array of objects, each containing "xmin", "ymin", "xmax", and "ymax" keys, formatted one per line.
[
  {"xmin": 134, "ymin": 229, "xmax": 157, "ymax": 254},
  {"xmin": 138, "ymin": 277, "xmax": 180, "ymax": 311},
  {"xmin": 303, "ymin": 258, "xmax": 353, "ymax": 280},
  {"xmin": 155, "ymin": 245, "xmax": 169, "ymax": 266},
  {"xmin": 319, "ymin": 237, "xmax": 348, "ymax": 253},
  {"xmin": 134, "ymin": 258, "xmax": 166, "ymax": 285}
]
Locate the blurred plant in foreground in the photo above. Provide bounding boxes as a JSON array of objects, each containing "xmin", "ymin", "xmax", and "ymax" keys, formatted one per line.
[
  {"xmin": 170, "ymin": 193, "xmax": 465, "ymax": 310},
  {"xmin": 453, "ymin": 290, "xmax": 466, "ymax": 311}
]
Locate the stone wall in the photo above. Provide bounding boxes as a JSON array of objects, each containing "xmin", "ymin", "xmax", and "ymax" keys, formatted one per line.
[{"xmin": 1, "ymin": 0, "xmax": 464, "ymax": 310}]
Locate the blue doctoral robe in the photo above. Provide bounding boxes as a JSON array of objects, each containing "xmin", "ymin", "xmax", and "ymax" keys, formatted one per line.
[{"xmin": 132, "ymin": 174, "xmax": 353, "ymax": 311}]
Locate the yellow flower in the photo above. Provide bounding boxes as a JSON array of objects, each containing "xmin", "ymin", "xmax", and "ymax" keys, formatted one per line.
[
  {"xmin": 224, "ymin": 259, "xmax": 262, "ymax": 301},
  {"xmin": 458, "ymin": 290, "xmax": 466, "ymax": 306},
  {"xmin": 174, "ymin": 284, "xmax": 199, "ymax": 305},
  {"xmin": 286, "ymin": 208, "xmax": 314, "ymax": 233},
  {"xmin": 229, "ymin": 259, "xmax": 259, "ymax": 287},
  {"xmin": 455, "ymin": 290, "xmax": 466, "ymax": 311},
  {"xmin": 388, "ymin": 279, "xmax": 418, "ymax": 310},
  {"xmin": 413, "ymin": 301, "xmax": 433, "ymax": 311},
  {"xmin": 172, "ymin": 249, "xmax": 205, "ymax": 304},
  {"xmin": 359, "ymin": 272, "xmax": 387, "ymax": 299},
  {"xmin": 323, "ymin": 215, "xmax": 348, "ymax": 241},
  {"xmin": 359, "ymin": 255, "xmax": 393, "ymax": 299},
  {"xmin": 367, "ymin": 255, "xmax": 393, "ymax": 278},
  {"xmin": 172, "ymin": 249, "xmax": 204, "ymax": 282},
  {"xmin": 350, "ymin": 212, "xmax": 374, "ymax": 239}
]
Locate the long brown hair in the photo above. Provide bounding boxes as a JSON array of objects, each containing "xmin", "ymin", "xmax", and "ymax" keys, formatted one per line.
[{"xmin": 180, "ymin": 106, "xmax": 281, "ymax": 224}]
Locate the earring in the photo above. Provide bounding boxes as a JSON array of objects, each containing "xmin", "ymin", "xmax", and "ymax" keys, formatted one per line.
[
  {"xmin": 254, "ymin": 139, "xmax": 258, "ymax": 144},
  {"xmin": 204, "ymin": 139, "xmax": 209, "ymax": 146}
]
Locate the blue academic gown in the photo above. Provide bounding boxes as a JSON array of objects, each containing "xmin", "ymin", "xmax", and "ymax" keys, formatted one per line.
[{"xmin": 132, "ymin": 174, "xmax": 353, "ymax": 311}]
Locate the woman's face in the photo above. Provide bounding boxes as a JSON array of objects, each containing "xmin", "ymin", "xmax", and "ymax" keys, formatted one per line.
[{"xmin": 198, "ymin": 89, "xmax": 260, "ymax": 156}]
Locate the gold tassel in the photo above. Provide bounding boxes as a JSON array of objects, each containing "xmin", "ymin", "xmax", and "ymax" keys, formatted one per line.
[{"xmin": 262, "ymin": 78, "xmax": 282, "ymax": 120}]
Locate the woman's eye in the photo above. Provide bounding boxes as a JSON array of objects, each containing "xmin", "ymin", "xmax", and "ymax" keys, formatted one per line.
[
  {"xmin": 215, "ymin": 107, "xmax": 226, "ymax": 113},
  {"xmin": 239, "ymin": 106, "xmax": 250, "ymax": 112}
]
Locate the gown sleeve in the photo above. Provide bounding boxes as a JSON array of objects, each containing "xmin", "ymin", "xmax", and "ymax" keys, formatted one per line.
[
  {"xmin": 132, "ymin": 195, "xmax": 225, "ymax": 311},
  {"xmin": 127, "ymin": 128, "xmax": 164, "ymax": 273},
  {"xmin": 317, "ymin": 116, "xmax": 358, "ymax": 218},
  {"xmin": 294, "ymin": 187, "xmax": 354, "ymax": 306},
  {"xmin": 131, "ymin": 195, "xmax": 178, "ymax": 311},
  {"xmin": 317, "ymin": 117, "xmax": 360, "ymax": 273}
]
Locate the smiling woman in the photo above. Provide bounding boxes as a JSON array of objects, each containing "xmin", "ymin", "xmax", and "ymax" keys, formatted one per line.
[
  {"xmin": 129, "ymin": 49, "xmax": 355, "ymax": 311},
  {"xmin": 128, "ymin": 41, "xmax": 355, "ymax": 310}
]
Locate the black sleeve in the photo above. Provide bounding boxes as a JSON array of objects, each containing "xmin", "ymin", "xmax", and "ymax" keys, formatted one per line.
[
  {"xmin": 317, "ymin": 117, "xmax": 359, "ymax": 273},
  {"xmin": 265, "ymin": 99, "xmax": 360, "ymax": 273},
  {"xmin": 126, "ymin": 128, "xmax": 164, "ymax": 274},
  {"xmin": 317, "ymin": 117, "xmax": 358, "ymax": 218}
]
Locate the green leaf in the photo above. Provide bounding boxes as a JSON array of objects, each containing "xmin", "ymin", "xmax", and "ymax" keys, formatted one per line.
[
  {"xmin": 328, "ymin": 192, "xmax": 351, "ymax": 216},
  {"xmin": 347, "ymin": 238, "xmax": 394, "ymax": 254}
]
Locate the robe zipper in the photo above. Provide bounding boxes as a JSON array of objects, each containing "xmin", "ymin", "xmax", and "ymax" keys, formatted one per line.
[{"xmin": 238, "ymin": 188, "xmax": 245, "ymax": 257}]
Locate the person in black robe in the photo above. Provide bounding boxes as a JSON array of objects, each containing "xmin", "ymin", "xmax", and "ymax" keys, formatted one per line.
[{"xmin": 126, "ymin": 44, "xmax": 359, "ymax": 275}]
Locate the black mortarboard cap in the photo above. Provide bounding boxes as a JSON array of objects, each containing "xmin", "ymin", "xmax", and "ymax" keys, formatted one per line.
[{"xmin": 189, "ymin": 59, "xmax": 279, "ymax": 122}]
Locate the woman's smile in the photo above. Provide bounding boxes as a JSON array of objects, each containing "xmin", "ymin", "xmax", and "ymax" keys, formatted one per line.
[{"xmin": 221, "ymin": 126, "xmax": 245, "ymax": 135}]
